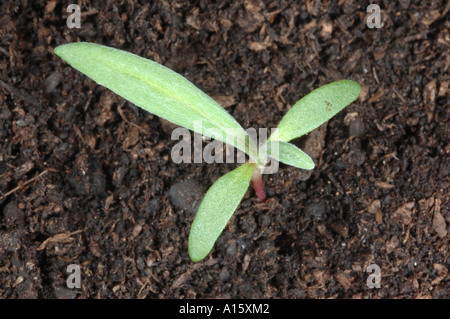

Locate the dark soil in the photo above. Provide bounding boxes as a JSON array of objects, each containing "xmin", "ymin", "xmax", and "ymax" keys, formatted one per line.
[{"xmin": 0, "ymin": 0, "xmax": 448, "ymax": 299}]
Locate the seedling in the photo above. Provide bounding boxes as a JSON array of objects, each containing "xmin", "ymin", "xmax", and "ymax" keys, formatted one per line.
[{"xmin": 54, "ymin": 42, "xmax": 361, "ymax": 262}]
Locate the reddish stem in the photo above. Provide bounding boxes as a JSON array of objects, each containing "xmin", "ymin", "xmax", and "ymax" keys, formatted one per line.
[{"xmin": 251, "ymin": 168, "xmax": 266, "ymax": 202}]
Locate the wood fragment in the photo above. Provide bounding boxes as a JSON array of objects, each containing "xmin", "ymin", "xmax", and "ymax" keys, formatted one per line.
[
  {"xmin": 37, "ymin": 230, "xmax": 83, "ymax": 251},
  {"xmin": 0, "ymin": 170, "xmax": 49, "ymax": 201},
  {"xmin": 432, "ymin": 198, "xmax": 447, "ymax": 238},
  {"xmin": 0, "ymin": 78, "xmax": 38, "ymax": 106}
]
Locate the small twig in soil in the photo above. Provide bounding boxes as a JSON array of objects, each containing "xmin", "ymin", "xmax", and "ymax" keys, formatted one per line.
[
  {"xmin": 117, "ymin": 102, "xmax": 150, "ymax": 134},
  {"xmin": 0, "ymin": 78, "xmax": 38, "ymax": 106},
  {"xmin": 327, "ymin": 172, "xmax": 345, "ymax": 195},
  {"xmin": 37, "ymin": 230, "xmax": 83, "ymax": 251},
  {"xmin": 62, "ymin": 9, "xmax": 99, "ymax": 19},
  {"xmin": 372, "ymin": 67, "xmax": 380, "ymax": 85},
  {"xmin": 0, "ymin": 169, "xmax": 49, "ymax": 201},
  {"xmin": 403, "ymin": 31, "xmax": 430, "ymax": 43},
  {"xmin": 0, "ymin": 46, "xmax": 9, "ymax": 57}
]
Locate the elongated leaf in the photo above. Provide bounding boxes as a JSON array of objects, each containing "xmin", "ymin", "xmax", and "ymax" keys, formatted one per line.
[
  {"xmin": 54, "ymin": 42, "xmax": 251, "ymax": 154},
  {"xmin": 267, "ymin": 140, "xmax": 315, "ymax": 170},
  {"xmin": 188, "ymin": 162, "xmax": 255, "ymax": 262},
  {"xmin": 274, "ymin": 80, "xmax": 361, "ymax": 142}
]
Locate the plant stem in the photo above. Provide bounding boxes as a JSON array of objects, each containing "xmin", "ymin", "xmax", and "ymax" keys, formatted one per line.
[{"xmin": 251, "ymin": 167, "xmax": 266, "ymax": 202}]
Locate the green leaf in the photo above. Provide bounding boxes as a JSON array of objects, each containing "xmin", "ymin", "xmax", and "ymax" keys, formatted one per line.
[
  {"xmin": 54, "ymin": 42, "xmax": 251, "ymax": 155},
  {"xmin": 274, "ymin": 80, "xmax": 361, "ymax": 142},
  {"xmin": 188, "ymin": 162, "xmax": 255, "ymax": 262},
  {"xmin": 267, "ymin": 140, "xmax": 315, "ymax": 170}
]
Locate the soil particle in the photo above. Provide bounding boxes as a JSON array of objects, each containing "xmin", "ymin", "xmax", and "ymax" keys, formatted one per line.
[
  {"xmin": 168, "ymin": 179, "xmax": 205, "ymax": 215},
  {"xmin": 3, "ymin": 201, "xmax": 24, "ymax": 228}
]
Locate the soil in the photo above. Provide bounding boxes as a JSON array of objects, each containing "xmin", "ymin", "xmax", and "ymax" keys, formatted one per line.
[{"xmin": 0, "ymin": 0, "xmax": 448, "ymax": 299}]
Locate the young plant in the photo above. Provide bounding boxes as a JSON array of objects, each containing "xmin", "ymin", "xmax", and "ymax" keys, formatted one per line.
[{"xmin": 54, "ymin": 42, "xmax": 361, "ymax": 262}]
